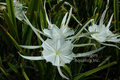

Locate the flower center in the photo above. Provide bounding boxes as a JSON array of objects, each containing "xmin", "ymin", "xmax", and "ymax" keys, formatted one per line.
[
  {"xmin": 95, "ymin": 35, "xmax": 98, "ymax": 38},
  {"xmin": 56, "ymin": 51, "xmax": 60, "ymax": 55}
]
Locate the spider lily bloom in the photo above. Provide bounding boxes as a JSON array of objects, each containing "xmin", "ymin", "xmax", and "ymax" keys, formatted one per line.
[
  {"xmin": 22, "ymin": 0, "xmax": 94, "ymax": 42},
  {"xmin": 18, "ymin": 38, "xmax": 105, "ymax": 79},
  {"xmin": 43, "ymin": 0, "xmax": 74, "ymax": 39},
  {"xmin": 0, "ymin": 0, "xmax": 27, "ymax": 21},
  {"xmin": 13, "ymin": 0, "xmax": 27, "ymax": 21},
  {"xmin": 18, "ymin": 39, "xmax": 74, "ymax": 79},
  {"xmin": 88, "ymin": 0, "xmax": 120, "ymax": 49}
]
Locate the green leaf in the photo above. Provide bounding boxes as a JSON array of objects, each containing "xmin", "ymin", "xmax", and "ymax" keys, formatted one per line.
[
  {"xmin": 8, "ymin": 63, "xmax": 19, "ymax": 73},
  {"xmin": 0, "ymin": 25, "xmax": 13, "ymax": 50},
  {"xmin": 34, "ymin": 61, "xmax": 44, "ymax": 80},
  {"xmin": 73, "ymin": 61, "xmax": 117, "ymax": 80},
  {"xmin": 53, "ymin": 9, "xmax": 63, "ymax": 26},
  {"xmin": 22, "ymin": 0, "xmax": 39, "ymax": 44},
  {"xmin": 40, "ymin": 0, "xmax": 47, "ymax": 30},
  {"xmin": 98, "ymin": 55, "xmax": 111, "ymax": 67},
  {"xmin": 5, "ymin": 0, "xmax": 17, "ymax": 28},
  {"xmin": 3, "ymin": 11, "xmax": 20, "ymax": 43},
  {"xmin": 62, "ymin": 65, "xmax": 72, "ymax": 78},
  {"xmin": 114, "ymin": 0, "xmax": 119, "ymax": 29},
  {"xmin": 0, "ymin": 65, "xmax": 13, "ymax": 80},
  {"xmin": 20, "ymin": 64, "xmax": 30, "ymax": 80},
  {"xmin": 8, "ymin": 63, "xmax": 25, "ymax": 79}
]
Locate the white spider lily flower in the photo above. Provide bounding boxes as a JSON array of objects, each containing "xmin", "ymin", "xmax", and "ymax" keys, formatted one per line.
[
  {"xmin": 19, "ymin": 38, "xmax": 74, "ymax": 80},
  {"xmin": 43, "ymin": 0, "xmax": 74, "ymax": 39},
  {"xmin": 13, "ymin": 0, "xmax": 23, "ymax": 7},
  {"xmin": 19, "ymin": 39, "xmax": 75, "ymax": 66},
  {"xmin": 0, "ymin": 0, "xmax": 27, "ymax": 21},
  {"xmin": 18, "ymin": 38, "xmax": 105, "ymax": 79},
  {"xmin": 42, "ymin": 39, "xmax": 74, "ymax": 66},
  {"xmin": 88, "ymin": 0, "xmax": 120, "ymax": 49},
  {"xmin": 14, "ymin": 6, "xmax": 27, "ymax": 21},
  {"xmin": 13, "ymin": 0, "xmax": 27, "ymax": 21}
]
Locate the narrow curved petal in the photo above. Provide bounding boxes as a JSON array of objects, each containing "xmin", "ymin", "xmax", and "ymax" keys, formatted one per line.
[
  {"xmin": 57, "ymin": 66, "xmax": 69, "ymax": 80},
  {"xmin": 107, "ymin": 39, "xmax": 120, "ymax": 42},
  {"xmin": 78, "ymin": 32, "xmax": 98, "ymax": 38},
  {"xmin": 72, "ymin": 14, "xmax": 82, "ymax": 26},
  {"xmin": 73, "ymin": 43, "xmax": 95, "ymax": 47},
  {"xmin": 66, "ymin": 7, "xmax": 72, "ymax": 25},
  {"xmin": 88, "ymin": 24, "xmax": 98, "ymax": 32},
  {"xmin": 44, "ymin": 0, "xmax": 52, "ymax": 28},
  {"xmin": 106, "ymin": 13, "xmax": 114, "ymax": 28},
  {"xmin": 61, "ymin": 12, "xmax": 68, "ymax": 26},
  {"xmin": 93, "ymin": 7, "xmax": 97, "ymax": 16},
  {"xmin": 76, "ymin": 19, "xmax": 94, "ymax": 36},
  {"xmin": 19, "ymin": 45, "xmax": 42, "ymax": 49},
  {"xmin": 71, "ymin": 19, "xmax": 94, "ymax": 42},
  {"xmin": 99, "ymin": 0, "xmax": 109, "ymax": 27},
  {"xmin": 74, "ymin": 46, "xmax": 105, "ymax": 57},
  {"xmin": 64, "ymin": 29, "xmax": 74, "ymax": 37},
  {"xmin": 23, "ymin": 12, "xmax": 44, "ymax": 42},
  {"xmin": 43, "ymin": 24, "xmax": 60, "ymax": 38},
  {"xmin": 34, "ymin": 27, "xmax": 49, "ymax": 37},
  {"xmin": 18, "ymin": 52, "xmax": 44, "ymax": 60},
  {"xmin": 0, "ymin": 2, "xmax": 6, "ymax": 5},
  {"xmin": 100, "ymin": 42, "xmax": 120, "ymax": 50}
]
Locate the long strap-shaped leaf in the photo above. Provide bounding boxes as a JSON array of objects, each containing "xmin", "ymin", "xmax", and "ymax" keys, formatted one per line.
[
  {"xmin": 3, "ymin": 11, "xmax": 20, "ymax": 43},
  {"xmin": 5, "ymin": 0, "xmax": 17, "ymax": 28},
  {"xmin": 73, "ymin": 61, "xmax": 117, "ymax": 80}
]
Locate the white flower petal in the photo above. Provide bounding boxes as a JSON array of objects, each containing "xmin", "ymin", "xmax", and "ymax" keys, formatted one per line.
[
  {"xmin": 57, "ymin": 66, "xmax": 69, "ymax": 80},
  {"xmin": 107, "ymin": 39, "xmax": 120, "ymax": 42},
  {"xmin": 23, "ymin": 12, "xmax": 44, "ymax": 42},
  {"xmin": 88, "ymin": 24, "xmax": 98, "ymax": 32},
  {"xmin": 66, "ymin": 7, "xmax": 72, "ymax": 25},
  {"xmin": 43, "ymin": 25, "xmax": 60, "ymax": 38},
  {"xmin": 93, "ymin": 7, "xmax": 97, "ymax": 16},
  {"xmin": 71, "ymin": 19, "xmax": 94, "ymax": 42},
  {"xmin": 106, "ymin": 13, "xmax": 114, "ymax": 28},
  {"xmin": 42, "ymin": 50, "xmax": 55, "ymax": 57},
  {"xmin": 59, "ymin": 41, "xmax": 73, "ymax": 54},
  {"xmin": 74, "ymin": 46, "xmax": 105, "ymax": 57},
  {"xmin": 99, "ymin": 0, "xmax": 109, "ymax": 27},
  {"xmin": 42, "ymin": 39, "xmax": 55, "ymax": 51},
  {"xmin": 44, "ymin": 54, "xmax": 56, "ymax": 64},
  {"xmin": 19, "ymin": 45, "xmax": 42, "ymax": 49},
  {"xmin": 55, "ymin": 55, "xmax": 60, "ymax": 66},
  {"xmin": 59, "ymin": 53, "xmax": 74, "ymax": 64},
  {"xmin": 44, "ymin": 0, "xmax": 52, "ymax": 28},
  {"xmin": 73, "ymin": 43, "xmax": 95, "ymax": 47},
  {"xmin": 0, "ymin": 2, "xmax": 7, "ymax": 5},
  {"xmin": 61, "ymin": 12, "xmax": 68, "ymax": 26},
  {"xmin": 100, "ymin": 42, "xmax": 120, "ymax": 50},
  {"xmin": 18, "ymin": 52, "xmax": 44, "ymax": 60},
  {"xmin": 78, "ymin": 32, "xmax": 98, "ymax": 38}
]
